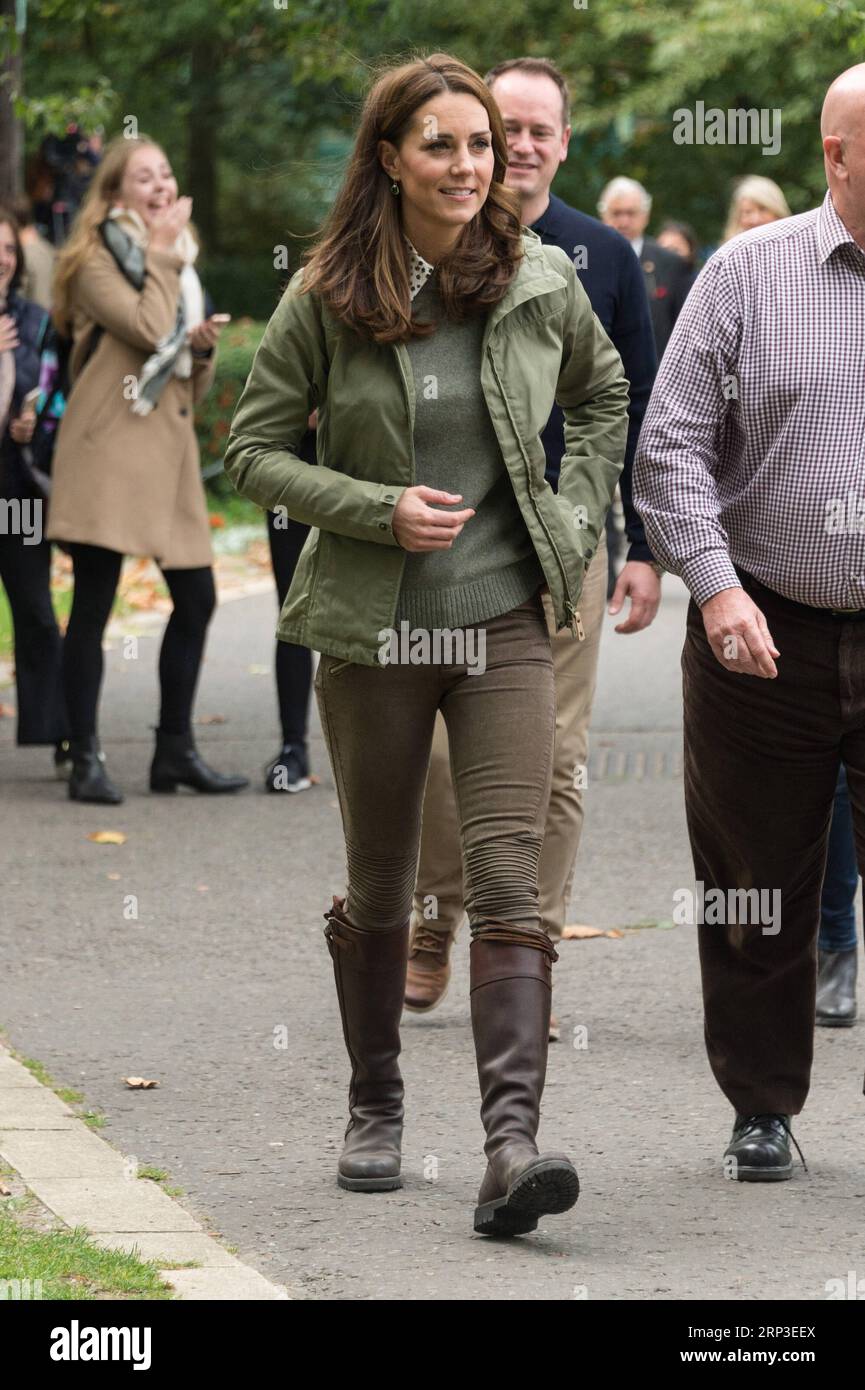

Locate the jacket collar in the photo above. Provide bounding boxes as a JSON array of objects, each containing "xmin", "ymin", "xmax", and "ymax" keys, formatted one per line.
[{"xmin": 481, "ymin": 228, "xmax": 569, "ymax": 344}]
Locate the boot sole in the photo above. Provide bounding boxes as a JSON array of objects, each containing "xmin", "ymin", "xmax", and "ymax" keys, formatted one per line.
[
  {"xmin": 150, "ymin": 780, "xmax": 247, "ymax": 793},
  {"xmin": 403, "ymin": 980, "xmax": 449, "ymax": 1014},
  {"xmin": 728, "ymin": 1162, "xmax": 793, "ymax": 1182},
  {"xmin": 69, "ymin": 788, "xmax": 124, "ymax": 805},
  {"xmin": 474, "ymin": 1158, "xmax": 580, "ymax": 1236},
  {"xmin": 815, "ymin": 1015, "xmax": 856, "ymax": 1027},
  {"xmin": 337, "ymin": 1172, "xmax": 403, "ymax": 1192}
]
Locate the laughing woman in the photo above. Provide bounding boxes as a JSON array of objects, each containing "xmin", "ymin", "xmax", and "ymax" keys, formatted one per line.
[
  {"xmin": 46, "ymin": 136, "xmax": 247, "ymax": 804},
  {"xmin": 225, "ymin": 53, "xmax": 628, "ymax": 1236}
]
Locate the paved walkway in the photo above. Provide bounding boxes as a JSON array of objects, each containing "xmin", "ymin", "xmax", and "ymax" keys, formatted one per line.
[{"xmin": 1, "ymin": 577, "xmax": 863, "ymax": 1299}]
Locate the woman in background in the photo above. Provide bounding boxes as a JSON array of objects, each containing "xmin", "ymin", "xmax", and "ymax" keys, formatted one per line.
[
  {"xmin": 722, "ymin": 175, "xmax": 791, "ymax": 241},
  {"xmin": 47, "ymin": 136, "xmax": 247, "ymax": 804},
  {"xmin": 0, "ymin": 205, "xmax": 68, "ymax": 771}
]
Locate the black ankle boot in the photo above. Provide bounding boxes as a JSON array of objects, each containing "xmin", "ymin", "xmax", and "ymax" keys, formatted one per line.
[
  {"xmin": 68, "ymin": 736, "xmax": 123, "ymax": 805},
  {"xmin": 264, "ymin": 742, "xmax": 311, "ymax": 793},
  {"xmin": 149, "ymin": 729, "xmax": 249, "ymax": 794},
  {"xmin": 816, "ymin": 948, "xmax": 858, "ymax": 1026}
]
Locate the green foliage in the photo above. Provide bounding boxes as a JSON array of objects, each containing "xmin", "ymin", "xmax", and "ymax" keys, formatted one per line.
[
  {"xmin": 195, "ymin": 315, "xmax": 264, "ymax": 470},
  {"xmin": 12, "ymin": 0, "xmax": 865, "ymax": 285}
]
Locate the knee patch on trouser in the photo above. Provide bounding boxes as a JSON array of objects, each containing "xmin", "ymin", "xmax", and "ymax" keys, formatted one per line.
[
  {"xmin": 345, "ymin": 844, "xmax": 419, "ymax": 933},
  {"xmin": 464, "ymin": 832, "xmax": 545, "ymax": 936}
]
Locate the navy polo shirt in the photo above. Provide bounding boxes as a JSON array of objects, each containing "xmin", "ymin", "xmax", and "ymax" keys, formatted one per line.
[{"xmin": 531, "ymin": 193, "xmax": 657, "ymax": 563}]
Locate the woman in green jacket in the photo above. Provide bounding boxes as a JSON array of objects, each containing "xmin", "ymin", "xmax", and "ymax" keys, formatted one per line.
[{"xmin": 226, "ymin": 52, "xmax": 628, "ymax": 1237}]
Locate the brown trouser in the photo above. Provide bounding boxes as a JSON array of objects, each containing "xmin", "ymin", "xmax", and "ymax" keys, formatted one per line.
[
  {"xmin": 314, "ymin": 591, "xmax": 555, "ymax": 941},
  {"xmin": 410, "ymin": 535, "xmax": 609, "ymax": 944},
  {"xmin": 683, "ymin": 569, "xmax": 865, "ymax": 1116}
]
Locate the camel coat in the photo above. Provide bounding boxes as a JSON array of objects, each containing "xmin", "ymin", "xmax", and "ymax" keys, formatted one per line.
[{"xmin": 46, "ymin": 243, "xmax": 216, "ymax": 568}]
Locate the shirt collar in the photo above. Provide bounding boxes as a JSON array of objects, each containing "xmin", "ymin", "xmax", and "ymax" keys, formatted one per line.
[
  {"xmin": 817, "ymin": 189, "xmax": 865, "ymax": 265},
  {"xmin": 404, "ymin": 236, "xmax": 435, "ymax": 299}
]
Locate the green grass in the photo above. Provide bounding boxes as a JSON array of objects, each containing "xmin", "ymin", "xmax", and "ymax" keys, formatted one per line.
[
  {"xmin": 11, "ymin": 1050, "xmax": 107, "ymax": 1130},
  {"xmin": 0, "ymin": 1203, "xmax": 176, "ymax": 1300}
]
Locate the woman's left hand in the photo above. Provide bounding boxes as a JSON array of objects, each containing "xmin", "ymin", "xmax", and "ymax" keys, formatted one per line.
[
  {"xmin": 9, "ymin": 412, "xmax": 36, "ymax": 444},
  {"xmin": 188, "ymin": 317, "xmax": 224, "ymax": 354}
]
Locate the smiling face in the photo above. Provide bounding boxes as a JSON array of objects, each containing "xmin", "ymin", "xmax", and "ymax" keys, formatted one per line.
[
  {"xmin": 489, "ymin": 70, "xmax": 570, "ymax": 206},
  {"xmin": 116, "ymin": 144, "xmax": 178, "ymax": 227},
  {"xmin": 378, "ymin": 92, "xmax": 495, "ymax": 256},
  {"xmin": 0, "ymin": 221, "xmax": 17, "ymax": 297}
]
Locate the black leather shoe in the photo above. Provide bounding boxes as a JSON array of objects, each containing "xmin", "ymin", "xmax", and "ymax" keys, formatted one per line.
[
  {"xmin": 68, "ymin": 736, "xmax": 124, "ymax": 805},
  {"xmin": 150, "ymin": 729, "xmax": 249, "ymax": 794},
  {"xmin": 816, "ymin": 948, "xmax": 858, "ymax": 1027},
  {"xmin": 723, "ymin": 1113, "xmax": 805, "ymax": 1182},
  {"xmin": 264, "ymin": 743, "xmax": 311, "ymax": 793}
]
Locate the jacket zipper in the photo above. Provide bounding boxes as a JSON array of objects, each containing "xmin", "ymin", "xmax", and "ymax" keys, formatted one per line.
[
  {"xmin": 487, "ymin": 350, "xmax": 583, "ymax": 639},
  {"xmin": 389, "ymin": 345, "xmax": 416, "ymax": 627}
]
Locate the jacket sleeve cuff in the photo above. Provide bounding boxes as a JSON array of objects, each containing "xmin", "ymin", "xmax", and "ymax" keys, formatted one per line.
[
  {"xmin": 680, "ymin": 551, "xmax": 743, "ymax": 606},
  {"xmin": 371, "ymin": 483, "xmax": 406, "ymax": 545}
]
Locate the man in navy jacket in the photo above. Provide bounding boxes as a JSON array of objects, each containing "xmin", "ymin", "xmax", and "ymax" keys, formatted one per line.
[{"xmin": 404, "ymin": 57, "xmax": 662, "ymax": 1032}]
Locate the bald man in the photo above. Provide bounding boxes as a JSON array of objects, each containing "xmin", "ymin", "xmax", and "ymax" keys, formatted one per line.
[{"xmin": 634, "ymin": 65, "xmax": 865, "ymax": 1181}]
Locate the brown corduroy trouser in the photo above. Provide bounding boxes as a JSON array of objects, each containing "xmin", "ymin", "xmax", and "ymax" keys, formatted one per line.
[{"xmin": 682, "ymin": 568, "xmax": 865, "ymax": 1116}]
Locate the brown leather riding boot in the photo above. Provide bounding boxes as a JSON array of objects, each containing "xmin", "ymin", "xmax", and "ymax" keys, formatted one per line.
[
  {"xmin": 404, "ymin": 921, "xmax": 453, "ymax": 1013},
  {"xmin": 323, "ymin": 896, "xmax": 408, "ymax": 1191},
  {"xmin": 470, "ymin": 929, "xmax": 579, "ymax": 1236}
]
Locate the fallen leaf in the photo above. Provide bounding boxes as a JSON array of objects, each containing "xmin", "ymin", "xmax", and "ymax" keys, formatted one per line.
[
  {"xmin": 605, "ymin": 929, "xmax": 625, "ymax": 939},
  {"xmin": 122, "ymin": 1077, "xmax": 160, "ymax": 1089},
  {"xmin": 309, "ymin": 774, "xmax": 321, "ymax": 785},
  {"xmin": 562, "ymin": 924, "xmax": 604, "ymax": 940},
  {"xmin": 196, "ymin": 885, "xmax": 209, "ymax": 892},
  {"xmin": 106, "ymin": 872, "xmax": 121, "ymax": 881},
  {"xmin": 247, "ymin": 664, "xmax": 270, "ymax": 675},
  {"xmin": 0, "ymin": 1181, "xmax": 11, "ymax": 1196},
  {"xmin": 195, "ymin": 713, "xmax": 226, "ymax": 725},
  {"xmin": 0, "ymin": 703, "xmax": 16, "ymax": 718},
  {"xmin": 88, "ymin": 831, "xmax": 127, "ymax": 845}
]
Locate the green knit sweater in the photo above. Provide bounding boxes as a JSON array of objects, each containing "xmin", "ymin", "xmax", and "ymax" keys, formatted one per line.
[{"xmin": 394, "ymin": 274, "xmax": 544, "ymax": 630}]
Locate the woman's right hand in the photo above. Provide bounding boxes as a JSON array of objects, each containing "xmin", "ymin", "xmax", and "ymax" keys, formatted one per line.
[
  {"xmin": 0, "ymin": 313, "xmax": 19, "ymax": 353},
  {"xmin": 392, "ymin": 486, "xmax": 475, "ymax": 552},
  {"xmin": 149, "ymin": 196, "xmax": 193, "ymax": 252}
]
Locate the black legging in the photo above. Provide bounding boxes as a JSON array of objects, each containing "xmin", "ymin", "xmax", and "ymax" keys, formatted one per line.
[
  {"xmin": 62, "ymin": 542, "xmax": 216, "ymax": 739},
  {"xmin": 0, "ymin": 529, "xmax": 68, "ymax": 745},
  {"xmin": 267, "ymin": 508, "xmax": 313, "ymax": 745}
]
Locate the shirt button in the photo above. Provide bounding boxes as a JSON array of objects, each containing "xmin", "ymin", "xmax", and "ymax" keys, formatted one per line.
[
  {"xmin": 179, "ymin": 407, "xmax": 189, "ymax": 417},
  {"xmin": 378, "ymin": 521, "xmax": 388, "ymax": 530},
  {"xmin": 384, "ymin": 494, "xmax": 395, "ymax": 503}
]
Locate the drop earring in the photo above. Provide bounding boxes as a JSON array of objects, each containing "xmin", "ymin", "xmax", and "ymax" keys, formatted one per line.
[{"xmin": 391, "ymin": 181, "xmax": 400, "ymax": 196}]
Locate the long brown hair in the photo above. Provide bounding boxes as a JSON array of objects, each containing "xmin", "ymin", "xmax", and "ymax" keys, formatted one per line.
[
  {"xmin": 302, "ymin": 53, "xmax": 524, "ymax": 343},
  {"xmin": 52, "ymin": 135, "xmax": 198, "ymax": 332},
  {"xmin": 0, "ymin": 206, "xmax": 24, "ymax": 296}
]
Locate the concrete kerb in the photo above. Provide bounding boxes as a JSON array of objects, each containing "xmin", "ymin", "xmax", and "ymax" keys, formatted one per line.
[{"xmin": 0, "ymin": 1043, "xmax": 292, "ymax": 1300}]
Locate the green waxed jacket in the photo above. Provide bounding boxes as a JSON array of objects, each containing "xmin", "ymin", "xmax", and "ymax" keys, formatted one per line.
[{"xmin": 224, "ymin": 229, "xmax": 629, "ymax": 666}]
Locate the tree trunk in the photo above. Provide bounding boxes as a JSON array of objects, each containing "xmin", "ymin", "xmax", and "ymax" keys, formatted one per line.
[
  {"xmin": 187, "ymin": 37, "xmax": 220, "ymax": 254},
  {"xmin": 0, "ymin": 0, "xmax": 24, "ymax": 202}
]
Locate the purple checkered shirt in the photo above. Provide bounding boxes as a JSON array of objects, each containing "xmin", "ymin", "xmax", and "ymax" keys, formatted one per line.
[{"xmin": 633, "ymin": 191, "xmax": 865, "ymax": 608}]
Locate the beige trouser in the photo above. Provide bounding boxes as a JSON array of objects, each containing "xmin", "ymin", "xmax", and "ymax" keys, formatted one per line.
[{"xmin": 411, "ymin": 533, "xmax": 608, "ymax": 946}]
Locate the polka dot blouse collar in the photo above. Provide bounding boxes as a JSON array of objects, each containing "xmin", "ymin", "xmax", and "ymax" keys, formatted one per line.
[{"xmin": 404, "ymin": 236, "xmax": 435, "ymax": 299}]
